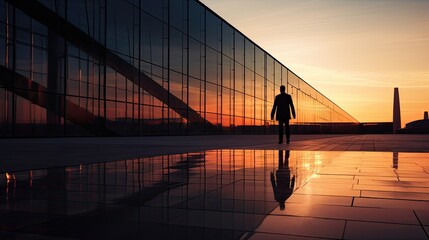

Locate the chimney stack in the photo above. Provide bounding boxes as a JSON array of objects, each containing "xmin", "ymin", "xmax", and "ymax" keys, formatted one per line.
[{"xmin": 393, "ymin": 88, "xmax": 401, "ymax": 133}]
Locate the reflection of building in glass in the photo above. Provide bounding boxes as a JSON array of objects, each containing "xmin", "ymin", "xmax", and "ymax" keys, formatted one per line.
[
  {"xmin": 0, "ymin": 149, "xmax": 328, "ymax": 237},
  {"xmin": 0, "ymin": 0, "xmax": 358, "ymax": 137}
]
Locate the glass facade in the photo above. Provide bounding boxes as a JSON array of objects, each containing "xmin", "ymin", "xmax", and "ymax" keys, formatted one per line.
[{"xmin": 0, "ymin": 0, "xmax": 358, "ymax": 137}]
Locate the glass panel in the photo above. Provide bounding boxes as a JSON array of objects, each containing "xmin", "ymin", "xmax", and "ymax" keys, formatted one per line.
[
  {"xmin": 288, "ymin": 70, "xmax": 299, "ymax": 88},
  {"xmin": 222, "ymin": 55, "xmax": 233, "ymax": 89},
  {"xmin": 255, "ymin": 47, "xmax": 264, "ymax": 76},
  {"xmin": 282, "ymin": 66, "xmax": 288, "ymax": 86},
  {"xmin": 234, "ymin": 63, "xmax": 244, "ymax": 93},
  {"xmin": 222, "ymin": 87, "xmax": 232, "ymax": 128},
  {"xmin": 222, "ymin": 87, "xmax": 231, "ymax": 116},
  {"xmin": 141, "ymin": 13, "xmax": 164, "ymax": 66},
  {"xmin": 189, "ymin": 0, "xmax": 205, "ymax": 42},
  {"xmin": 245, "ymin": 68, "xmax": 254, "ymax": 96},
  {"xmin": 206, "ymin": 47, "xmax": 219, "ymax": 84},
  {"xmin": 222, "ymin": 23, "xmax": 233, "ymax": 58},
  {"xmin": 234, "ymin": 116, "xmax": 244, "ymax": 133},
  {"xmin": 235, "ymin": 92, "xmax": 244, "ymax": 117},
  {"xmin": 142, "ymin": 0, "xmax": 164, "ymax": 22},
  {"xmin": 206, "ymin": 113, "xmax": 218, "ymax": 128},
  {"xmin": 169, "ymin": 71, "xmax": 186, "ymax": 104},
  {"xmin": 170, "ymin": 28, "xmax": 184, "ymax": 73},
  {"xmin": 170, "ymin": 0, "xmax": 187, "ymax": 32},
  {"xmin": 106, "ymin": 0, "xmax": 139, "ymax": 61},
  {"xmin": 245, "ymin": 94, "xmax": 254, "ymax": 119},
  {"xmin": 255, "ymin": 74, "xmax": 264, "ymax": 100},
  {"xmin": 189, "ymin": 38, "xmax": 202, "ymax": 78},
  {"xmin": 245, "ymin": 39, "xmax": 254, "ymax": 71},
  {"xmin": 188, "ymin": 77, "xmax": 203, "ymax": 112},
  {"xmin": 255, "ymin": 98, "xmax": 263, "ymax": 122},
  {"xmin": 67, "ymin": 0, "xmax": 104, "ymax": 41},
  {"xmin": 234, "ymin": 31, "xmax": 244, "ymax": 65},
  {"xmin": 206, "ymin": 82, "xmax": 218, "ymax": 114},
  {"xmin": 267, "ymin": 56, "xmax": 274, "ymax": 82},
  {"xmin": 266, "ymin": 80, "xmax": 274, "ymax": 108},
  {"xmin": 206, "ymin": 11, "xmax": 221, "ymax": 51}
]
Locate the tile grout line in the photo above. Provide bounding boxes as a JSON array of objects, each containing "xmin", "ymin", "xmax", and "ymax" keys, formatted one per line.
[
  {"xmin": 342, "ymin": 220, "xmax": 348, "ymax": 240},
  {"xmin": 413, "ymin": 210, "xmax": 429, "ymax": 239}
]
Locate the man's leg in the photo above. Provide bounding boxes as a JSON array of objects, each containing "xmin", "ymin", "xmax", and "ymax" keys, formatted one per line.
[
  {"xmin": 285, "ymin": 120, "xmax": 291, "ymax": 144},
  {"xmin": 278, "ymin": 120, "xmax": 284, "ymax": 143},
  {"xmin": 278, "ymin": 150, "xmax": 284, "ymax": 168}
]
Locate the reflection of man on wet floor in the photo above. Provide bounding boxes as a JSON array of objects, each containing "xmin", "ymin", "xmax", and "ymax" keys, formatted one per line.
[{"xmin": 271, "ymin": 150, "xmax": 295, "ymax": 210}]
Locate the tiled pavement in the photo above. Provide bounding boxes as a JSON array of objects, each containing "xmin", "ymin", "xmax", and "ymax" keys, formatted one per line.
[
  {"xmin": 252, "ymin": 151, "xmax": 429, "ymax": 240},
  {"xmin": 1, "ymin": 134, "xmax": 429, "ymax": 239},
  {"xmin": 1, "ymin": 134, "xmax": 429, "ymax": 172}
]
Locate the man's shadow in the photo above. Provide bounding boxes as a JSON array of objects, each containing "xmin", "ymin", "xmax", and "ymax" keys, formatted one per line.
[{"xmin": 271, "ymin": 150, "xmax": 295, "ymax": 210}]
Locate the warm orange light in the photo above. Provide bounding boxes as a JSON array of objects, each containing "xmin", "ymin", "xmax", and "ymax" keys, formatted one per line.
[
  {"xmin": 200, "ymin": 0, "xmax": 429, "ymax": 126},
  {"xmin": 5, "ymin": 173, "xmax": 15, "ymax": 181}
]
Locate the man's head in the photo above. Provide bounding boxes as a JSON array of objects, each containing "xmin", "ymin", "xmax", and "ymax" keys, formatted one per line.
[{"xmin": 280, "ymin": 85, "xmax": 286, "ymax": 93}]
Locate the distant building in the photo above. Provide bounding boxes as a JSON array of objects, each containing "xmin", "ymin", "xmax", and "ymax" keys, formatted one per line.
[{"xmin": 404, "ymin": 111, "xmax": 429, "ymax": 133}]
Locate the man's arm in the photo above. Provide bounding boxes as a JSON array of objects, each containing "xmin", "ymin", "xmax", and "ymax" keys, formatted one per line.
[{"xmin": 271, "ymin": 96, "xmax": 277, "ymax": 120}]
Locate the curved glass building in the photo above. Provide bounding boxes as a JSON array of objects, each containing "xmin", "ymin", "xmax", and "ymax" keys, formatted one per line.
[{"xmin": 0, "ymin": 0, "xmax": 358, "ymax": 137}]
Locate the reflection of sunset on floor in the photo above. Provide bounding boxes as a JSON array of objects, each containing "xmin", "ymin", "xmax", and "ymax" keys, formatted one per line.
[
  {"xmin": 2, "ymin": 134, "xmax": 429, "ymax": 238},
  {"xmin": 201, "ymin": 0, "xmax": 429, "ymax": 127}
]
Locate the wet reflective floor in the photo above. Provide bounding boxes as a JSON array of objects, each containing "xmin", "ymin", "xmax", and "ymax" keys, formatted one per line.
[{"xmin": 1, "ymin": 150, "xmax": 429, "ymax": 240}]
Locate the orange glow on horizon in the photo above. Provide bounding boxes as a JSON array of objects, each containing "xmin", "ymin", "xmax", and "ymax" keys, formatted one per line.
[{"xmin": 200, "ymin": 0, "xmax": 429, "ymax": 127}]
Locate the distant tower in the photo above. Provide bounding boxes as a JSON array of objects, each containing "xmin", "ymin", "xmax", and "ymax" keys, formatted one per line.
[
  {"xmin": 424, "ymin": 111, "xmax": 428, "ymax": 120},
  {"xmin": 393, "ymin": 87, "xmax": 401, "ymax": 133}
]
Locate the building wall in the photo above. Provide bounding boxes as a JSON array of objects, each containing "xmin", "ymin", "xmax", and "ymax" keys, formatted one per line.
[{"xmin": 0, "ymin": 0, "xmax": 358, "ymax": 137}]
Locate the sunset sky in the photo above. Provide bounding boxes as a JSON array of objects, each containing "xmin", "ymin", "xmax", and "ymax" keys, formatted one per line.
[{"xmin": 200, "ymin": 0, "xmax": 429, "ymax": 127}]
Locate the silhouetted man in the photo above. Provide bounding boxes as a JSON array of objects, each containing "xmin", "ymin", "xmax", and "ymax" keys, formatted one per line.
[
  {"xmin": 271, "ymin": 85, "xmax": 296, "ymax": 144},
  {"xmin": 270, "ymin": 150, "xmax": 295, "ymax": 210}
]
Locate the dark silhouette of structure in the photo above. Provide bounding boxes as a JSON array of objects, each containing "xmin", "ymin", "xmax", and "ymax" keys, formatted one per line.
[
  {"xmin": 403, "ymin": 111, "xmax": 429, "ymax": 133},
  {"xmin": 392, "ymin": 152, "xmax": 398, "ymax": 169},
  {"xmin": 270, "ymin": 150, "xmax": 295, "ymax": 210},
  {"xmin": 271, "ymin": 85, "xmax": 296, "ymax": 144},
  {"xmin": 393, "ymin": 87, "xmax": 402, "ymax": 133}
]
